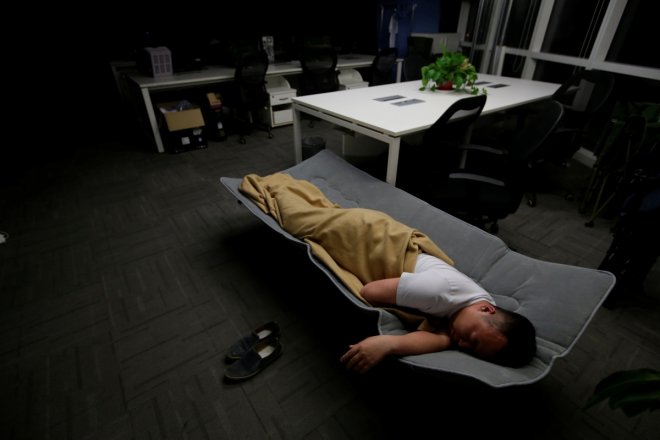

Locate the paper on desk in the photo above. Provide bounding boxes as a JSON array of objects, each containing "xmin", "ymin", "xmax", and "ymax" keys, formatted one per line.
[
  {"xmin": 392, "ymin": 98, "xmax": 425, "ymax": 106},
  {"xmin": 374, "ymin": 95, "xmax": 406, "ymax": 102}
]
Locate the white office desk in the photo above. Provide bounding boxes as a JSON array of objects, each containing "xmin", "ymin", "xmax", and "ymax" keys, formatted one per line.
[
  {"xmin": 292, "ymin": 74, "xmax": 561, "ymax": 185},
  {"xmin": 128, "ymin": 54, "xmax": 375, "ymax": 153}
]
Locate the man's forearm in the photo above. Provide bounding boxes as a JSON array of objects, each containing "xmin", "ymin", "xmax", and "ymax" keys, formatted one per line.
[
  {"xmin": 387, "ymin": 331, "xmax": 452, "ymax": 356},
  {"xmin": 340, "ymin": 331, "xmax": 452, "ymax": 374}
]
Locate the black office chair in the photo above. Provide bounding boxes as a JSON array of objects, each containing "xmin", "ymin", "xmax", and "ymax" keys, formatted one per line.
[
  {"xmin": 369, "ymin": 48, "xmax": 398, "ymax": 86},
  {"xmin": 233, "ymin": 49, "xmax": 272, "ymax": 144},
  {"xmin": 581, "ymin": 115, "xmax": 648, "ymax": 227},
  {"xmin": 547, "ymin": 69, "xmax": 616, "ymax": 165},
  {"xmin": 298, "ymin": 46, "xmax": 339, "ymax": 128},
  {"xmin": 402, "ymin": 53, "xmax": 427, "ymax": 82},
  {"xmin": 598, "ymin": 149, "xmax": 660, "ymax": 307},
  {"xmin": 299, "ymin": 46, "xmax": 339, "ymax": 96},
  {"xmin": 435, "ymin": 99, "xmax": 565, "ymax": 232},
  {"xmin": 397, "ymin": 94, "xmax": 487, "ymax": 196}
]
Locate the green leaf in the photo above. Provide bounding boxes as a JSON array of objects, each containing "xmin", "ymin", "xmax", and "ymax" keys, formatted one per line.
[
  {"xmin": 585, "ymin": 369, "xmax": 660, "ymax": 417},
  {"xmin": 609, "ymin": 389, "xmax": 660, "ymax": 417}
]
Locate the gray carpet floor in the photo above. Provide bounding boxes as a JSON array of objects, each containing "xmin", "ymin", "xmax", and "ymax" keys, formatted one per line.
[{"xmin": 0, "ymin": 120, "xmax": 658, "ymax": 439}]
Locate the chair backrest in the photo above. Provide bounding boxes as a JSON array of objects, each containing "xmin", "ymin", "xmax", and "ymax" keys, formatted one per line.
[
  {"xmin": 235, "ymin": 50, "xmax": 269, "ymax": 85},
  {"xmin": 552, "ymin": 69, "xmax": 615, "ymax": 125},
  {"xmin": 402, "ymin": 53, "xmax": 427, "ymax": 82},
  {"xmin": 595, "ymin": 115, "xmax": 647, "ymax": 171},
  {"xmin": 509, "ymin": 99, "xmax": 565, "ymax": 165},
  {"xmin": 234, "ymin": 50, "xmax": 269, "ymax": 107},
  {"xmin": 370, "ymin": 48, "xmax": 398, "ymax": 86},
  {"xmin": 544, "ymin": 70, "xmax": 614, "ymax": 163},
  {"xmin": 423, "ymin": 94, "xmax": 487, "ymax": 147},
  {"xmin": 299, "ymin": 47, "xmax": 339, "ymax": 95}
]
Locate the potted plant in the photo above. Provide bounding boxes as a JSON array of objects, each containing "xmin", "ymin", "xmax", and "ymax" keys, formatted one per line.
[{"xmin": 419, "ymin": 50, "xmax": 485, "ymax": 95}]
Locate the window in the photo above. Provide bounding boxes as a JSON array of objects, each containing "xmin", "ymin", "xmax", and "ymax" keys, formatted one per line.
[
  {"xmin": 464, "ymin": 0, "xmax": 495, "ymax": 45},
  {"xmin": 501, "ymin": 0, "xmax": 542, "ymax": 77},
  {"xmin": 501, "ymin": 54, "xmax": 526, "ymax": 78},
  {"xmin": 606, "ymin": 0, "xmax": 660, "ymax": 68},
  {"xmin": 456, "ymin": 0, "xmax": 659, "ymax": 81},
  {"xmin": 541, "ymin": 0, "xmax": 609, "ymax": 58},
  {"xmin": 502, "ymin": 0, "xmax": 541, "ymax": 49},
  {"xmin": 532, "ymin": 60, "xmax": 581, "ymax": 83}
]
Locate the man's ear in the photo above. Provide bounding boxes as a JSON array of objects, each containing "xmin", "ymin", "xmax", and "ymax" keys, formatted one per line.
[{"xmin": 479, "ymin": 303, "xmax": 497, "ymax": 314}]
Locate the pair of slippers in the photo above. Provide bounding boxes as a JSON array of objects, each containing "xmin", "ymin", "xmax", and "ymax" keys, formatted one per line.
[{"xmin": 225, "ymin": 322, "xmax": 282, "ymax": 382}]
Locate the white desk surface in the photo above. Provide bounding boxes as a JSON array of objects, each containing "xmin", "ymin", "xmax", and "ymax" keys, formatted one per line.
[
  {"xmin": 129, "ymin": 54, "xmax": 375, "ymax": 91},
  {"xmin": 292, "ymin": 74, "xmax": 561, "ymax": 137}
]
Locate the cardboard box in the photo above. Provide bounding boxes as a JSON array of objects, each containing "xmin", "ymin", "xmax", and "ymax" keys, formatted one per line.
[
  {"xmin": 206, "ymin": 92, "xmax": 222, "ymax": 110},
  {"xmin": 203, "ymin": 93, "xmax": 227, "ymax": 141},
  {"xmin": 158, "ymin": 102, "xmax": 205, "ymax": 132},
  {"xmin": 157, "ymin": 101, "xmax": 206, "ymax": 153}
]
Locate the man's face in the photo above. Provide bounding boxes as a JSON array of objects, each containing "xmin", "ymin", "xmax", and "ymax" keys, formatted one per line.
[{"xmin": 450, "ymin": 304, "xmax": 507, "ymax": 359}]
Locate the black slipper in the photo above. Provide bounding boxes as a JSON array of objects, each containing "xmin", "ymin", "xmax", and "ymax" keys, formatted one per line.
[
  {"xmin": 224, "ymin": 336, "xmax": 282, "ymax": 382},
  {"xmin": 226, "ymin": 321, "xmax": 281, "ymax": 361}
]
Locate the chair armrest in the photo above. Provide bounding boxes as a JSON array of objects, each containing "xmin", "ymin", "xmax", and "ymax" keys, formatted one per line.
[
  {"xmin": 456, "ymin": 145, "xmax": 510, "ymax": 177},
  {"xmin": 459, "ymin": 144, "xmax": 508, "ymax": 155},
  {"xmin": 449, "ymin": 172, "xmax": 506, "ymax": 187}
]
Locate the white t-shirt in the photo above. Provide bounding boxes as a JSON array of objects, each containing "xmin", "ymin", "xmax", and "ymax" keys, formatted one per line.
[{"xmin": 396, "ymin": 253, "xmax": 495, "ymax": 317}]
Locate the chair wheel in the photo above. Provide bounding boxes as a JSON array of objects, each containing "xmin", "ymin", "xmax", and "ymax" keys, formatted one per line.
[
  {"xmin": 268, "ymin": 133, "xmax": 273, "ymax": 139},
  {"xmin": 585, "ymin": 220, "xmax": 594, "ymax": 228},
  {"xmin": 239, "ymin": 138, "xmax": 246, "ymax": 144},
  {"xmin": 527, "ymin": 199, "xmax": 536, "ymax": 207}
]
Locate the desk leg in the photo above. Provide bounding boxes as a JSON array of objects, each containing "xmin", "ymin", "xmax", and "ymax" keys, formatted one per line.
[
  {"xmin": 293, "ymin": 107, "xmax": 302, "ymax": 163},
  {"xmin": 141, "ymin": 88, "xmax": 165, "ymax": 153},
  {"xmin": 385, "ymin": 138, "xmax": 401, "ymax": 186}
]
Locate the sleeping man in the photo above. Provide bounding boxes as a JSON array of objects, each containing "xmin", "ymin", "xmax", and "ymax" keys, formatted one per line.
[
  {"xmin": 239, "ymin": 172, "xmax": 537, "ymax": 373},
  {"xmin": 340, "ymin": 251, "xmax": 536, "ymax": 373}
]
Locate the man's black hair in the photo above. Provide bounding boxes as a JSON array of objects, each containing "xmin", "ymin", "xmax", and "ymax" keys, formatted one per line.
[{"xmin": 489, "ymin": 308, "xmax": 537, "ymax": 368}]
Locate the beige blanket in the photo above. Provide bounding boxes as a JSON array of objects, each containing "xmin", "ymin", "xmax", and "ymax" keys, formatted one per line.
[{"xmin": 240, "ymin": 172, "xmax": 454, "ymax": 328}]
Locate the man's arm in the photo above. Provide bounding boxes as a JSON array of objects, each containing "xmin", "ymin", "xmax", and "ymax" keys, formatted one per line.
[
  {"xmin": 340, "ymin": 331, "xmax": 452, "ymax": 374},
  {"xmin": 360, "ymin": 277, "xmax": 400, "ymax": 305}
]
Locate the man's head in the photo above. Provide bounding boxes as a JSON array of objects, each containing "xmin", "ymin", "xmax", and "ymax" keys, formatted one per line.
[{"xmin": 449, "ymin": 301, "xmax": 536, "ymax": 367}]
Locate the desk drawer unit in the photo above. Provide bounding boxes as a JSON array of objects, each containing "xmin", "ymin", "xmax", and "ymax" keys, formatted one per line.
[
  {"xmin": 265, "ymin": 76, "xmax": 297, "ymax": 127},
  {"xmin": 268, "ymin": 89, "xmax": 297, "ymax": 127},
  {"xmin": 270, "ymin": 90, "xmax": 296, "ymax": 105}
]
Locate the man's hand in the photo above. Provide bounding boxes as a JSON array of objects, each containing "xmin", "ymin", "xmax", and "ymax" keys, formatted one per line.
[{"xmin": 340, "ymin": 335, "xmax": 394, "ymax": 374}]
